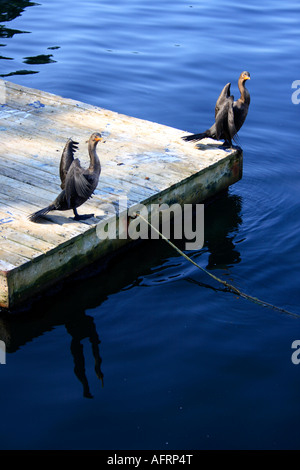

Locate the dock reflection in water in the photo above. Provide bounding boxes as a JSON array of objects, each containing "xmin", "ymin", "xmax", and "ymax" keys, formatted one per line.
[{"xmin": 0, "ymin": 190, "xmax": 242, "ymax": 398}]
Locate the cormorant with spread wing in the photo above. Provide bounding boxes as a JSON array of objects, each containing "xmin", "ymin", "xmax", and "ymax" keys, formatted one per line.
[
  {"xmin": 29, "ymin": 132, "xmax": 103, "ymax": 222},
  {"xmin": 182, "ymin": 71, "xmax": 250, "ymax": 147}
]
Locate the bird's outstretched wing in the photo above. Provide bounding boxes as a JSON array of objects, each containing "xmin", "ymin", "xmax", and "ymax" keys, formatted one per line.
[
  {"xmin": 215, "ymin": 82, "xmax": 231, "ymax": 119},
  {"xmin": 60, "ymin": 139, "xmax": 79, "ymax": 189},
  {"xmin": 227, "ymin": 98, "xmax": 237, "ymax": 140},
  {"xmin": 64, "ymin": 159, "xmax": 93, "ymax": 207},
  {"xmin": 215, "ymin": 96, "xmax": 237, "ymax": 141}
]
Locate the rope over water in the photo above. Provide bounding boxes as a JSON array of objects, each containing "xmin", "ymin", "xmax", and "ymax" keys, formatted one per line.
[{"xmin": 134, "ymin": 212, "xmax": 299, "ymax": 319}]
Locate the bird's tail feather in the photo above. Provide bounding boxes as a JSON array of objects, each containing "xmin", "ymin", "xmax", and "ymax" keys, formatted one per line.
[
  {"xmin": 181, "ymin": 131, "xmax": 208, "ymax": 142},
  {"xmin": 28, "ymin": 204, "xmax": 55, "ymax": 222}
]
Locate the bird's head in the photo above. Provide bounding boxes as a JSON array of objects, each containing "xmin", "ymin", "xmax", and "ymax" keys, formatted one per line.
[
  {"xmin": 90, "ymin": 132, "xmax": 103, "ymax": 143},
  {"xmin": 86, "ymin": 132, "xmax": 104, "ymax": 144},
  {"xmin": 241, "ymin": 71, "xmax": 250, "ymax": 81}
]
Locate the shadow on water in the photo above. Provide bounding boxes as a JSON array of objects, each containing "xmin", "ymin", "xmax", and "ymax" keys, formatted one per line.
[
  {"xmin": 0, "ymin": 190, "xmax": 243, "ymax": 398},
  {"xmin": 0, "ymin": 1, "xmax": 58, "ymax": 77}
]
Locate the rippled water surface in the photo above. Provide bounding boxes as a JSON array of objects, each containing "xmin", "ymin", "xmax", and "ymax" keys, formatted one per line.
[{"xmin": 1, "ymin": 0, "xmax": 300, "ymax": 450}]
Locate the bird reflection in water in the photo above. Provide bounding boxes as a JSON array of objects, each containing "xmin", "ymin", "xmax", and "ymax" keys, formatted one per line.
[
  {"xmin": 0, "ymin": 306, "xmax": 104, "ymax": 399},
  {"xmin": 185, "ymin": 192, "xmax": 243, "ymax": 292},
  {"xmin": 65, "ymin": 313, "xmax": 104, "ymax": 399},
  {"xmin": 204, "ymin": 192, "xmax": 243, "ymax": 270}
]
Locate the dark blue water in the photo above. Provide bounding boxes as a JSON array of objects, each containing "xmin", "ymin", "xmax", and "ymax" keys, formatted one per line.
[{"xmin": 1, "ymin": 0, "xmax": 300, "ymax": 450}]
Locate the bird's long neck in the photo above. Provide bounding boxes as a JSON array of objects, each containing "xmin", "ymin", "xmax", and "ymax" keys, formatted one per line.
[
  {"xmin": 88, "ymin": 141, "xmax": 101, "ymax": 173},
  {"xmin": 238, "ymin": 78, "xmax": 250, "ymax": 105}
]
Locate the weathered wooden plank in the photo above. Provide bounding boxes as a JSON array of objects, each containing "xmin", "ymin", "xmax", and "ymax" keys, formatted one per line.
[
  {"xmin": 0, "ymin": 237, "xmax": 43, "ymax": 259},
  {"xmin": 0, "ymin": 248, "xmax": 30, "ymax": 268},
  {"xmin": 0, "ymin": 225, "xmax": 55, "ymax": 252},
  {"xmin": 0, "ymin": 217, "xmax": 64, "ymax": 247}
]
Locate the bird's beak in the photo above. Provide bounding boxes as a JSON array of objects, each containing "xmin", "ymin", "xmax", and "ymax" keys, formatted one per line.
[
  {"xmin": 95, "ymin": 137, "xmax": 103, "ymax": 142},
  {"xmin": 244, "ymin": 76, "xmax": 250, "ymax": 80}
]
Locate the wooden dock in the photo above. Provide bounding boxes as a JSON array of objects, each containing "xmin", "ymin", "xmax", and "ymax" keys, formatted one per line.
[{"xmin": 0, "ymin": 79, "xmax": 242, "ymax": 311}]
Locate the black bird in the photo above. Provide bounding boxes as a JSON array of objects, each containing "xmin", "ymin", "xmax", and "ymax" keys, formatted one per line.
[
  {"xmin": 182, "ymin": 71, "xmax": 250, "ymax": 147},
  {"xmin": 29, "ymin": 132, "xmax": 103, "ymax": 222}
]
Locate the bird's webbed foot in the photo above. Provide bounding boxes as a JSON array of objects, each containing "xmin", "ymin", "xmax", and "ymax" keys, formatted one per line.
[
  {"xmin": 73, "ymin": 208, "xmax": 94, "ymax": 220},
  {"xmin": 221, "ymin": 140, "xmax": 232, "ymax": 149}
]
